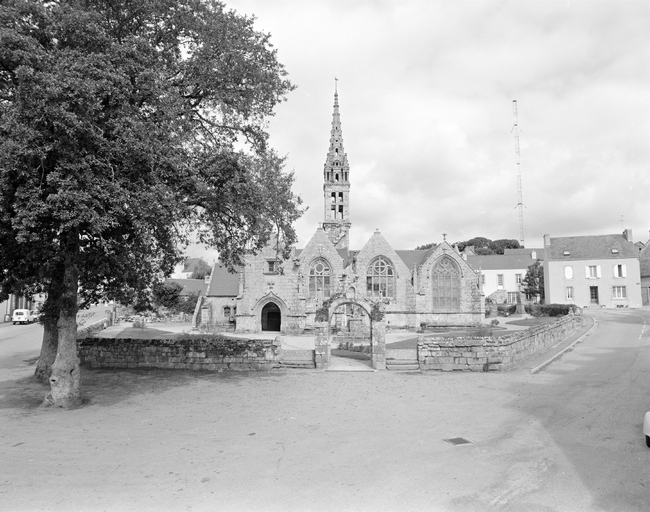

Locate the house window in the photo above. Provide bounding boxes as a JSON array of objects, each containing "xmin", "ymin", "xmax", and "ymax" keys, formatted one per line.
[
  {"xmin": 338, "ymin": 192, "xmax": 343, "ymax": 202},
  {"xmin": 515, "ymin": 274, "xmax": 522, "ymax": 284},
  {"xmin": 266, "ymin": 260, "xmax": 277, "ymax": 274},
  {"xmin": 613, "ymin": 264, "xmax": 626, "ymax": 278},
  {"xmin": 566, "ymin": 286, "xmax": 574, "ymax": 300},
  {"xmin": 586, "ymin": 265, "xmax": 601, "ymax": 279},
  {"xmin": 612, "ymin": 286, "xmax": 627, "ymax": 299},
  {"xmin": 331, "ymin": 192, "xmax": 336, "ymax": 203},
  {"xmin": 564, "ymin": 266, "xmax": 573, "ymax": 279},
  {"xmin": 431, "ymin": 257, "xmax": 460, "ymax": 311},
  {"xmin": 507, "ymin": 292, "xmax": 518, "ymax": 304},
  {"xmin": 366, "ymin": 257, "xmax": 395, "ymax": 298},
  {"xmin": 497, "ymin": 274, "xmax": 504, "ymax": 287},
  {"xmin": 309, "ymin": 260, "xmax": 331, "ymax": 298}
]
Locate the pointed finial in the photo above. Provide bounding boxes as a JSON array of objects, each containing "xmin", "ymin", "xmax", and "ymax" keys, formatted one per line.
[{"xmin": 335, "ymin": 77, "xmax": 338, "ymax": 93}]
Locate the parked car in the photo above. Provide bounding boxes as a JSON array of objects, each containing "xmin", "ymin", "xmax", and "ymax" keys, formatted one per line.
[
  {"xmin": 11, "ymin": 309, "xmax": 32, "ymax": 325},
  {"xmin": 644, "ymin": 412, "xmax": 650, "ymax": 448}
]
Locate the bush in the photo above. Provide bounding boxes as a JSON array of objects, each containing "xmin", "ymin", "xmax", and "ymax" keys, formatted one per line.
[
  {"xmin": 490, "ymin": 319, "xmax": 500, "ymax": 326},
  {"xmin": 497, "ymin": 304, "xmax": 516, "ymax": 316},
  {"xmin": 525, "ymin": 303, "xmax": 577, "ymax": 317}
]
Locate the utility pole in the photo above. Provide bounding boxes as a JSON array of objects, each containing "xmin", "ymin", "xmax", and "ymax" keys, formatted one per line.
[{"xmin": 513, "ymin": 100, "xmax": 524, "ymax": 246}]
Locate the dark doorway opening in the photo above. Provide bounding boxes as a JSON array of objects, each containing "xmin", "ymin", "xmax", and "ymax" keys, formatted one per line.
[
  {"xmin": 262, "ymin": 302, "xmax": 281, "ymax": 331},
  {"xmin": 590, "ymin": 286, "xmax": 599, "ymax": 304}
]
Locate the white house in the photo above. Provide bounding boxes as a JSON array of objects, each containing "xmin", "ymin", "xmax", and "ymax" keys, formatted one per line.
[{"xmin": 543, "ymin": 230, "xmax": 642, "ymax": 309}]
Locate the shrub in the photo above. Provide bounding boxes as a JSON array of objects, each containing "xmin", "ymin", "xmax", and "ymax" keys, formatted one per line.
[
  {"xmin": 525, "ymin": 303, "xmax": 576, "ymax": 317},
  {"xmin": 490, "ymin": 319, "xmax": 500, "ymax": 326},
  {"xmin": 497, "ymin": 304, "xmax": 516, "ymax": 316}
]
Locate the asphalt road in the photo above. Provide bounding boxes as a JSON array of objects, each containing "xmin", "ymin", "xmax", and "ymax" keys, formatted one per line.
[{"xmin": 0, "ymin": 304, "xmax": 112, "ymax": 379}]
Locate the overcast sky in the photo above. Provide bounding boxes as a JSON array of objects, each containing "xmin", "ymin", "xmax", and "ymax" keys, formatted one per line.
[{"xmin": 193, "ymin": 0, "xmax": 649, "ymax": 261}]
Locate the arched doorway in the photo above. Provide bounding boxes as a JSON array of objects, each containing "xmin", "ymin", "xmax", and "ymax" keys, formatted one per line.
[
  {"xmin": 261, "ymin": 302, "xmax": 281, "ymax": 331},
  {"xmin": 314, "ymin": 297, "xmax": 386, "ymax": 370}
]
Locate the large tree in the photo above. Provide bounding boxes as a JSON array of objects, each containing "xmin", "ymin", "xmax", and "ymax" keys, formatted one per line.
[{"xmin": 0, "ymin": 0, "xmax": 301, "ymax": 407}]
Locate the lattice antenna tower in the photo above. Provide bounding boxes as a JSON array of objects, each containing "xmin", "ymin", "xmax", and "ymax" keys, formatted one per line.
[{"xmin": 513, "ymin": 100, "xmax": 525, "ymax": 246}]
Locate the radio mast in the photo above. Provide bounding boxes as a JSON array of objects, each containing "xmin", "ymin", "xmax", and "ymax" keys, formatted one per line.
[{"xmin": 513, "ymin": 100, "xmax": 524, "ymax": 246}]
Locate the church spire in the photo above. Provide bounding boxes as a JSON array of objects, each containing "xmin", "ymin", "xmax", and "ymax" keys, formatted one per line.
[{"xmin": 322, "ymin": 80, "xmax": 351, "ymax": 249}]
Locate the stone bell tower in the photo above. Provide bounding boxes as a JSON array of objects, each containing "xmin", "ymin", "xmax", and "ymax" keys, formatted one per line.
[{"xmin": 322, "ymin": 80, "xmax": 351, "ymax": 249}]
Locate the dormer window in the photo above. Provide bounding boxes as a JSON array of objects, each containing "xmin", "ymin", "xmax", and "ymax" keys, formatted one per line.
[
  {"xmin": 563, "ymin": 250, "xmax": 570, "ymax": 256},
  {"xmin": 611, "ymin": 248, "xmax": 619, "ymax": 254}
]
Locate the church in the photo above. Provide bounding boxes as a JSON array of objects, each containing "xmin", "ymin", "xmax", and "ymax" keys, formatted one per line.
[{"xmin": 203, "ymin": 87, "xmax": 485, "ymax": 333}]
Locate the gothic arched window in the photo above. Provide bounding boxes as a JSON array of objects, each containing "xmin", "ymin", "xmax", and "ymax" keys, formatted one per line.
[
  {"xmin": 309, "ymin": 260, "xmax": 331, "ymax": 298},
  {"xmin": 431, "ymin": 257, "xmax": 460, "ymax": 311},
  {"xmin": 366, "ymin": 258, "xmax": 395, "ymax": 298}
]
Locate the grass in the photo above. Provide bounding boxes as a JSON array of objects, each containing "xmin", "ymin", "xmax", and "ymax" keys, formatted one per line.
[
  {"xmin": 505, "ymin": 317, "xmax": 557, "ymax": 327},
  {"xmin": 95, "ymin": 327, "xmax": 178, "ymax": 340}
]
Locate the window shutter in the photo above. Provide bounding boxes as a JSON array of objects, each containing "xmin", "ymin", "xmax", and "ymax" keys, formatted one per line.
[
  {"xmin": 596, "ymin": 265, "xmax": 601, "ymax": 278},
  {"xmin": 612, "ymin": 264, "xmax": 617, "ymax": 278},
  {"xmin": 585, "ymin": 266, "xmax": 590, "ymax": 278},
  {"xmin": 622, "ymin": 264, "xmax": 627, "ymax": 278}
]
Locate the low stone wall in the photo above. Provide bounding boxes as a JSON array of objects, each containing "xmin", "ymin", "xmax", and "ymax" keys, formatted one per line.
[
  {"xmin": 418, "ymin": 314, "xmax": 583, "ymax": 372},
  {"xmin": 78, "ymin": 336, "xmax": 281, "ymax": 371}
]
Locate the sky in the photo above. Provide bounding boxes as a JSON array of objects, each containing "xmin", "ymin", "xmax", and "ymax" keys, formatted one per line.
[{"xmin": 191, "ymin": 0, "xmax": 649, "ymax": 262}]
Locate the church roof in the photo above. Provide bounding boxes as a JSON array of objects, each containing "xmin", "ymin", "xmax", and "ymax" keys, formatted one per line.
[
  {"xmin": 207, "ymin": 263, "xmax": 240, "ymax": 296},
  {"xmin": 395, "ymin": 249, "xmax": 434, "ymax": 269}
]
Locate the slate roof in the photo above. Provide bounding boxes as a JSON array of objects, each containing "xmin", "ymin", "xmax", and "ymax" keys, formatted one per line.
[
  {"xmin": 206, "ymin": 264, "xmax": 241, "ymax": 297},
  {"xmin": 182, "ymin": 257, "xmax": 208, "ymax": 273},
  {"xmin": 466, "ymin": 253, "xmax": 536, "ymax": 271},
  {"xmin": 164, "ymin": 278, "xmax": 209, "ymax": 296},
  {"xmin": 546, "ymin": 234, "xmax": 638, "ymax": 260},
  {"xmin": 395, "ymin": 249, "xmax": 434, "ymax": 269},
  {"xmin": 503, "ymin": 248, "xmax": 543, "ymax": 256}
]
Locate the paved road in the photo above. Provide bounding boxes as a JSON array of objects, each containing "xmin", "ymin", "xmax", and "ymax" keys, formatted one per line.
[
  {"xmin": 0, "ymin": 304, "xmax": 111, "ymax": 380},
  {"xmin": 0, "ymin": 309, "xmax": 648, "ymax": 511}
]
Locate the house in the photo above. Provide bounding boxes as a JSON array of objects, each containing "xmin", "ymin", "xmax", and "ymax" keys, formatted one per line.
[
  {"xmin": 466, "ymin": 248, "xmax": 542, "ymax": 304},
  {"xmin": 201, "ymin": 87, "xmax": 485, "ymax": 333},
  {"xmin": 543, "ymin": 230, "xmax": 642, "ymax": 309}
]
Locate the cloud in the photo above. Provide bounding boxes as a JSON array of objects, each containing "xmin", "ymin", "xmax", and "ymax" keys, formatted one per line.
[{"xmin": 220, "ymin": 0, "xmax": 650, "ymax": 252}]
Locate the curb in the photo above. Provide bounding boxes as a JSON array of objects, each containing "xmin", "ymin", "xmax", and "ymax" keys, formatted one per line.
[{"xmin": 530, "ymin": 315, "xmax": 598, "ymax": 374}]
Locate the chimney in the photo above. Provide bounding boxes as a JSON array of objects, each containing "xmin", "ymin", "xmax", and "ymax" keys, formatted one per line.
[
  {"xmin": 543, "ymin": 234, "xmax": 551, "ymax": 247},
  {"xmin": 624, "ymin": 228, "xmax": 633, "ymax": 242}
]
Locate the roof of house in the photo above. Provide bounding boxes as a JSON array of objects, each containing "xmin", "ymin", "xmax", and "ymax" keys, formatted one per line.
[
  {"xmin": 466, "ymin": 253, "xmax": 537, "ymax": 271},
  {"xmin": 546, "ymin": 234, "xmax": 638, "ymax": 260},
  {"xmin": 182, "ymin": 257, "xmax": 209, "ymax": 273},
  {"xmin": 206, "ymin": 264, "xmax": 240, "ymax": 296},
  {"xmin": 503, "ymin": 248, "xmax": 543, "ymax": 255},
  {"xmin": 164, "ymin": 278, "xmax": 209, "ymax": 296}
]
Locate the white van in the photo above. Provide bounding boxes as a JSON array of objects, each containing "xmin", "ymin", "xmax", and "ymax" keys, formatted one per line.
[{"xmin": 11, "ymin": 309, "xmax": 32, "ymax": 325}]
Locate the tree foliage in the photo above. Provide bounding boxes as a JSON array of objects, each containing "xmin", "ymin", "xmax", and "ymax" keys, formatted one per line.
[
  {"xmin": 415, "ymin": 237, "xmax": 521, "ymax": 255},
  {"xmin": 152, "ymin": 281, "xmax": 183, "ymax": 310},
  {"xmin": 0, "ymin": 0, "xmax": 300, "ymax": 406},
  {"xmin": 522, "ymin": 260, "xmax": 545, "ymax": 302}
]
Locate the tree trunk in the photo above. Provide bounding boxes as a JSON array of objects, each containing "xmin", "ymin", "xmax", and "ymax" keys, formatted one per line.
[
  {"xmin": 33, "ymin": 319, "xmax": 58, "ymax": 383},
  {"xmin": 34, "ymin": 269, "xmax": 64, "ymax": 384},
  {"xmin": 43, "ymin": 238, "xmax": 81, "ymax": 408}
]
